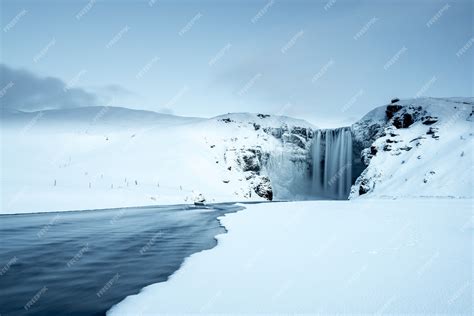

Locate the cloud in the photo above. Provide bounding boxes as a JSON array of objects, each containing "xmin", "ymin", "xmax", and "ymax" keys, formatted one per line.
[
  {"xmin": 98, "ymin": 84, "xmax": 134, "ymax": 96},
  {"xmin": 0, "ymin": 64, "xmax": 99, "ymax": 111}
]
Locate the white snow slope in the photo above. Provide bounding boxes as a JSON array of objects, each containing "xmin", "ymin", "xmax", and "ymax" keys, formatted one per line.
[
  {"xmin": 109, "ymin": 199, "xmax": 473, "ymax": 315},
  {"xmin": 1, "ymin": 107, "xmax": 313, "ymax": 214},
  {"xmin": 351, "ymin": 97, "xmax": 473, "ymax": 199}
]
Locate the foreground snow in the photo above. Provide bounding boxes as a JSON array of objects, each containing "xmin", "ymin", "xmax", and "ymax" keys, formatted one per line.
[{"xmin": 109, "ymin": 199, "xmax": 473, "ymax": 315}]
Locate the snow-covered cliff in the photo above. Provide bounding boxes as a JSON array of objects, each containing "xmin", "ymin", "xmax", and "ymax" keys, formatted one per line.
[
  {"xmin": 1, "ymin": 97, "xmax": 471, "ymax": 213},
  {"xmin": 0, "ymin": 108, "xmax": 315, "ymax": 213},
  {"xmin": 350, "ymin": 97, "xmax": 473, "ymax": 198}
]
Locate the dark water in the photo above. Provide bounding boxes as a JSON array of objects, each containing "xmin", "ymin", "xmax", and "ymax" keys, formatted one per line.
[{"xmin": 0, "ymin": 203, "xmax": 243, "ymax": 316}]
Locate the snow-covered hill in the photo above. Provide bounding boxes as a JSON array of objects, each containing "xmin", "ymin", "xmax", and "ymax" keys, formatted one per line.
[
  {"xmin": 1, "ymin": 97, "xmax": 471, "ymax": 213},
  {"xmin": 350, "ymin": 97, "xmax": 473, "ymax": 198},
  {"xmin": 0, "ymin": 107, "xmax": 315, "ymax": 213}
]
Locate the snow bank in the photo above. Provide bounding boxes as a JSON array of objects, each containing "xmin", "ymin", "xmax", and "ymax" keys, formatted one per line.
[{"xmin": 108, "ymin": 199, "xmax": 473, "ymax": 315}]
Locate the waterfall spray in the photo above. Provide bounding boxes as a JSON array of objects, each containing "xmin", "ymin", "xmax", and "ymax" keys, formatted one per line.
[{"xmin": 311, "ymin": 127, "xmax": 352, "ymax": 199}]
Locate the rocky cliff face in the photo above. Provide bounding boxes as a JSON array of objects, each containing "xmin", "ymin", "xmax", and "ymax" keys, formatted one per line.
[
  {"xmin": 349, "ymin": 97, "xmax": 473, "ymax": 198},
  {"xmin": 208, "ymin": 113, "xmax": 315, "ymax": 201}
]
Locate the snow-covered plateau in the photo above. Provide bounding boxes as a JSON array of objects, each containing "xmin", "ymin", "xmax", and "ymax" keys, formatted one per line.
[
  {"xmin": 1, "ymin": 97, "xmax": 472, "ymax": 214},
  {"xmin": 108, "ymin": 199, "xmax": 473, "ymax": 315}
]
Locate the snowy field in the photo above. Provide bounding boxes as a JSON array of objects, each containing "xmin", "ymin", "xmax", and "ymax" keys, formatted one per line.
[{"xmin": 109, "ymin": 199, "xmax": 473, "ymax": 315}]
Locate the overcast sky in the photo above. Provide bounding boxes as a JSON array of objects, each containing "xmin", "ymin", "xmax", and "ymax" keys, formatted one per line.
[{"xmin": 1, "ymin": 0, "xmax": 472, "ymax": 127}]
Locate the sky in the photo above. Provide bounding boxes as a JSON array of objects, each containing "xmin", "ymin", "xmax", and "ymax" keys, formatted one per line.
[{"xmin": 0, "ymin": 0, "xmax": 472, "ymax": 127}]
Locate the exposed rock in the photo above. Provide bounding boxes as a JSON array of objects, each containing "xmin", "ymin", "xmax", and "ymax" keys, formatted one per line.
[
  {"xmin": 393, "ymin": 113, "xmax": 414, "ymax": 128},
  {"xmin": 263, "ymin": 126, "xmax": 283, "ymax": 139},
  {"xmin": 410, "ymin": 136, "xmax": 426, "ymax": 142},
  {"xmin": 257, "ymin": 114, "xmax": 270, "ymax": 119},
  {"xmin": 423, "ymin": 171, "xmax": 436, "ymax": 184},
  {"xmin": 358, "ymin": 178, "xmax": 371, "ymax": 196},
  {"xmin": 253, "ymin": 175, "xmax": 273, "ymax": 200},
  {"xmin": 286, "ymin": 134, "xmax": 306, "ymax": 149},
  {"xmin": 370, "ymin": 145, "xmax": 378, "ymax": 156},
  {"xmin": 426, "ymin": 127, "xmax": 439, "ymax": 139},
  {"xmin": 391, "ymin": 98, "xmax": 400, "ymax": 104},
  {"xmin": 386, "ymin": 105, "xmax": 403, "ymax": 120},
  {"xmin": 238, "ymin": 148, "xmax": 262, "ymax": 172},
  {"xmin": 290, "ymin": 126, "xmax": 311, "ymax": 140},
  {"xmin": 422, "ymin": 116, "xmax": 438, "ymax": 125},
  {"xmin": 383, "ymin": 144, "xmax": 392, "ymax": 151},
  {"xmin": 193, "ymin": 193, "xmax": 206, "ymax": 203}
]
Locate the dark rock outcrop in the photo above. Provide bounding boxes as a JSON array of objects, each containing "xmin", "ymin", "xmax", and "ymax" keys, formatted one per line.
[
  {"xmin": 393, "ymin": 113, "xmax": 414, "ymax": 128},
  {"xmin": 386, "ymin": 105, "xmax": 403, "ymax": 120},
  {"xmin": 422, "ymin": 116, "xmax": 438, "ymax": 125},
  {"xmin": 253, "ymin": 176, "xmax": 273, "ymax": 200}
]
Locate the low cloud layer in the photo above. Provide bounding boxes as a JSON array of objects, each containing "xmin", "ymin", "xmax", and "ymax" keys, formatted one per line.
[{"xmin": 0, "ymin": 64, "xmax": 98, "ymax": 111}]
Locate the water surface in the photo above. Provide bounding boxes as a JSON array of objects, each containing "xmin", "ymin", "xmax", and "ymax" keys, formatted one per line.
[{"xmin": 0, "ymin": 203, "xmax": 242, "ymax": 315}]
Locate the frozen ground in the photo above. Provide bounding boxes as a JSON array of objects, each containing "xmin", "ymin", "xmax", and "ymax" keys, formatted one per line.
[{"xmin": 109, "ymin": 199, "xmax": 473, "ymax": 315}]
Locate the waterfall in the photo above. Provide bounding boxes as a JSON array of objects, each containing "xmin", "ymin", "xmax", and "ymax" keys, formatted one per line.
[
  {"xmin": 264, "ymin": 149, "xmax": 312, "ymax": 199},
  {"xmin": 311, "ymin": 127, "xmax": 352, "ymax": 199}
]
